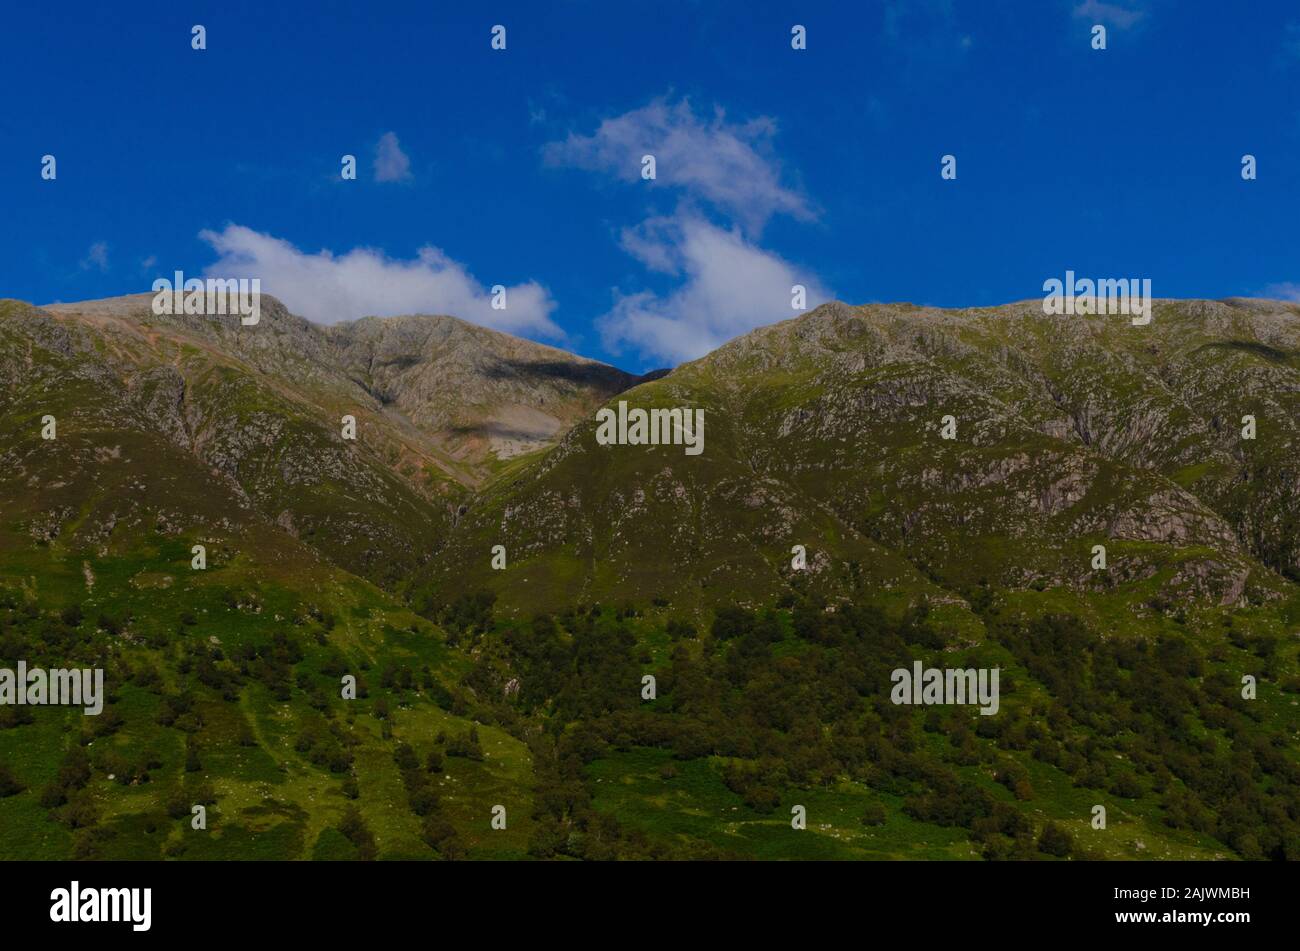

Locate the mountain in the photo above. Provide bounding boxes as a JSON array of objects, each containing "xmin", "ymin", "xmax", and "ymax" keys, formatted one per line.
[
  {"xmin": 8, "ymin": 294, "xmax": 643, "ymax": 587},
  {"xmin": 423, "ymin": 298, "xmax": 1300, "ymax": 624},
  {"xmin": 327, "ymin": 315, "xmax": 641, "ymax": 464},
  {"xmin": 2, "ymin": 292, "xmax": 1298, "ymax": 863}
]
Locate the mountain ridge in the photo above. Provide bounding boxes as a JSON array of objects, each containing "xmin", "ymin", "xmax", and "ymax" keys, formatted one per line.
[
  {"xmin": 14, "ymin": 291, "xmax": 1300, "ymax": 617},
  {"xmin": 38, "ymin": 293, "xmax": 653, "ymax": 470},
  {"xmin": 417, "ymin": 296, "xmax": 1300, "ymax": 624}
]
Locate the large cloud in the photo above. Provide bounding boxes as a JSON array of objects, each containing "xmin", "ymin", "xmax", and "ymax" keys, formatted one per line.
[
  {"xmin": 547, "ymin": 98, "xmax": 830, "ymax": 364},
  {"xmin": 543, "ymin": 97, "xmax": 813, "ymax": 235},
  {"xmin": 199, "ymin": 224, "xmax": 561, "ymax": 335},
  {"xmin": 600, "ymin": 215, "xmax": 829, "ymax": 364}
]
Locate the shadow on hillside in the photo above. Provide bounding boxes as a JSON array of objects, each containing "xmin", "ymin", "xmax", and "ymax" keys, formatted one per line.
[{"xmin": 481, "ymin": 358, "xmax": 642, "ymax": 391}]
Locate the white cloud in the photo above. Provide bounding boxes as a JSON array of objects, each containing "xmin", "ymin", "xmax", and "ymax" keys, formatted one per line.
[
  {"xmin": 199, "ymin": 224, "xmax": 561, "ymax": 336},
  {"xmin": 547, "ymin": 97, "xmax": 831, "ymax": 363},
  {"xmin": 80, "ymin": 241, "xmax": 109, "ymax": 272},
  {"xmin": 543, "ymin": 97, "xmax": 813, "ymax": 234},
  {"xmin": 599, "ymin": 215, "xmax": 830, "ymax": 364},
  {"xmin": 373, "ymin": 131, "xmax": 412, "ymax": 183},
  {"xmin": 1072, "ymin": 1, "xmax": 1147, "ymax": 29}
]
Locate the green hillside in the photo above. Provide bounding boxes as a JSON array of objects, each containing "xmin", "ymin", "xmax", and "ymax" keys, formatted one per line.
[{"xmin": 2, "ymin": 296, "xmax": 1297, "ymax": 861}]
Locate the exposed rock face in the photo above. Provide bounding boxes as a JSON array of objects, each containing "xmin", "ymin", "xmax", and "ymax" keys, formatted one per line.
[{"xmin": 326, "ymin": 314, "xmax": 640, "ymax": 460}]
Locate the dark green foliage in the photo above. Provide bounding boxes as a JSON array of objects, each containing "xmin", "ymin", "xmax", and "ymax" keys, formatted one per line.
[
  {"xmin": 337, "ymin": 805, "xmax": 377, "ymax": 861},
  {"xmin": 1037, "ymin": 821, "xmax": 1074, "ymax": 858},
  {"xmin": 861, "ymin": 802, "xmax": 887, "ymax": 826},
  {"xmin": 445, "ymin": 728, "xmax": 484, "ymax": 761},
  {"xmin": 421, "ymin": 815, "xmax": 464, "ymax": 860},
  {"xmin": 435, "ymin": 590, "xmax": 497, "ymax": 638},
  {"xmin": 0, "ymin": 766, "xmax": 25, "ymax": 798}
]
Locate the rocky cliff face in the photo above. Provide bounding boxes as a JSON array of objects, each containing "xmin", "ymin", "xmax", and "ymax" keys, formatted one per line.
[{"xmin": 326, "ymin": 314, "xmax": 640, "ymax": 461}]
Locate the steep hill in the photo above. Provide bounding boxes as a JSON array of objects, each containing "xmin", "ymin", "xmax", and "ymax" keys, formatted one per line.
[
  {"xmin": 424, "ymin": 298, "xmax": 1300, "ymax": 622},
  {"xmin": 9, "ymin": 294, "xmax": 643, "ymax": 586}
]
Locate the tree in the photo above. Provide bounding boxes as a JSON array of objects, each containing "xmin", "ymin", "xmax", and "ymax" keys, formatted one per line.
[
  {"xmin": 711, "ymin": 606, "xmax": 754, "ymax": 641},
  {"xmin": 860, "ymin": 803, "xmax": 887, "ymax": 826},
  {"xmin": 338, "ymin": 805, "xmax": 378, "ymax": 860},
  {"xmin": 0, "ymin": 765, "xmax": 25, "ymax": 798},
  {"xmin": 57, "ymin": 747, "xmax": 92, "ymax": 789},
  {"xmin": 393, "ymin": 742, "xmax": 419, "ymax": 771},
  {"xmin": 1037, "ymin": 821, "xmax": 1074, "ymax": 858},
  {"xmin": 408, "ymin": 785, "xmax": 440, "ymax": 816},
  {"xmin": 421, "ymin": 815, "xmax": 464, "ymax": 860},
  {"xmin": 666, "ymin": 618, "xmax": 697, "ymax": 641}
]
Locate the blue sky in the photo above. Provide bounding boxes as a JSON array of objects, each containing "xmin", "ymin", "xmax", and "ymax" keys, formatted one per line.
[{"xmin": 4, "ymin": 0, "xmax": 1299, "ymax": 371}]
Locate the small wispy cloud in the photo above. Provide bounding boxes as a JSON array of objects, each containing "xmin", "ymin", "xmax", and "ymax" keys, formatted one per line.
[
  {"xmin": 373, "ymin": 131, "xmax": 412, "ymax": 183},
  {"xmin": 882, "ymin": 0, "xmax": 973, "ymax": 75},
  {"xmin": 1261, "ymin": 282, "xmax": 1300, "ymax": 301},
  {"xmin": 544, "ymin": 96, "xmax": 813, "ymax": 236},
  {"xmin": 79, "ymin": 241, "xmax": 109, "ymax": 272},
  {"xmin": 199, "ymin": 224, "xmax": 560, "ymax": 336},
  {"xmin": 1072, "ymin": 0, "xmax": 1147, "ymax": 30},
  {"xmin": 1284, "ymin": 21, "xmax": 1300, "ymax": 60}
]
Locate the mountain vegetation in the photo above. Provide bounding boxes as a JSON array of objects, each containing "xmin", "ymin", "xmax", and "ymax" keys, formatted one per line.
[{"xmin": 1, "ymin": 293, "xmax": 1297, "ymax": 860}]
